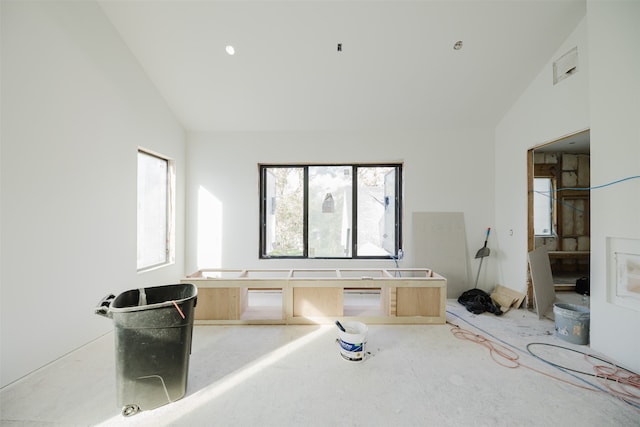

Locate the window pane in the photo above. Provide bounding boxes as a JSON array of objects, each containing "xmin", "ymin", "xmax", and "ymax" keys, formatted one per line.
[
  {"xmin": 357, "ymin": 166, "xmax": 396, "ymax": 256},
  {"xmin": 534, "ymin": 178, "xmax": 553, "ymax": 235},
  {"xmin": 308, "ymin": 166, "xmax": 352, "ymax": 257},
  {"xmin": 265, "ymin": 167, "xmax": 304, "ymax": 256},
  {"xmin": 137, "ymin": 151, "xmax": 168, "ymax": 270}
]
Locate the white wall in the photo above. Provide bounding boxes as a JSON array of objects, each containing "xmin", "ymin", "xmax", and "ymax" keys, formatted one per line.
[
  {"xmin": 9, "ymin": 0, "xmax": 630, "ymax": 390},
  {"xmin": 587, "ymin": 0, "xmax": 640, "ymax": 373},
  {"xmin": 496, "ymin": 3, "xmax": 640, "ymax": 374},
  {"xmin": 186, "ymin": 129, "xmax": 496, "ymax": 293},
  {"xmin": 494, "ymin": 17, "xmax": 589, "ymax": 295},
  {"xmin": 0, "ymin": 2, "xmax": 186, "ymax": 387}
]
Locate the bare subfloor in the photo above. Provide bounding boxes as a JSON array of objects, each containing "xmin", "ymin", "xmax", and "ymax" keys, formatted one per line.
[{"xmin": 2, "ymin": 295, "xmax": 638, "ymax": 426}]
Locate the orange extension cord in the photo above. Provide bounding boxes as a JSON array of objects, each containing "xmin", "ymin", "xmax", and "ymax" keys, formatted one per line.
[{"xmin": 448, "ymin": 322, "xmax": 640, "ymax": 411}]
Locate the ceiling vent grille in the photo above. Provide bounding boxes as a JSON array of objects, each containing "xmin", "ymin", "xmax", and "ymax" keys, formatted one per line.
[{"xmin": 553, "ymin": 47, "xmax": 578, "ymax": 85}]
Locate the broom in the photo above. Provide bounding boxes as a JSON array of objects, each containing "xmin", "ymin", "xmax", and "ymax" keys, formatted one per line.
[{"xmin": 473, "ymin": 228, "xmax": 491, "ymax": 288}]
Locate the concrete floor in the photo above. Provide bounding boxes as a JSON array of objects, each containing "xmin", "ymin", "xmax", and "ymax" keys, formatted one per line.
[{"xmin": 1, "ymin": 294, "xmax": 639, "ymax": 426}]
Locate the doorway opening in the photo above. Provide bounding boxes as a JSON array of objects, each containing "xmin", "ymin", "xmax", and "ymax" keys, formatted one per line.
[{"xmin": 527, "ymin": 129, "xmax": 590, "ymax": 304}]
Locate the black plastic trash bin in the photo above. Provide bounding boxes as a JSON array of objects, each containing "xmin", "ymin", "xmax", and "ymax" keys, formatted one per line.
[{"xmin": 95, "ymin": 283, "xmax": 197, "ymax": 417}]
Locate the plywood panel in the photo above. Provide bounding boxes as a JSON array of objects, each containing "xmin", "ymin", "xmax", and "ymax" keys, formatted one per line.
[
  {"xmin": 413, "ymin": 212, "xmax": 468, "ymax": 298},
  {"xmin": 292, "ymin": 287, "xmax": 343, "ymax": 317},
  {"xmin": 380, "ymin": 287, "xmax": 396, "ymax": 316},
  {"xmin": 396, "ymin": 287, "xmax": 441, "ymax": 317},
  {"xmin": 194, "ymin": 288, "xmax": 241, "ymax": 320}
]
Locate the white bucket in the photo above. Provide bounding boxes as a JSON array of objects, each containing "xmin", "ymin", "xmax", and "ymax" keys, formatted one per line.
[
  {"xmin": 336, "ymin": 321, "xmax": 368, "ymax": 362},
  {"xmin": 553, "ymin": 303, "xmax": 590, "ymax": 345}
]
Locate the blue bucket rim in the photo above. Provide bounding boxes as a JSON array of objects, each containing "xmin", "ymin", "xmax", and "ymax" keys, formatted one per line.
[{"xmin": 553, "ymin": 303, "xmax": 590, "ymax": 314}]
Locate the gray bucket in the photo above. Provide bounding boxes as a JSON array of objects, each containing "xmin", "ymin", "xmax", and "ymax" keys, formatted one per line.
[{"xmin": 553, "ymin": 303, "xmax": 590, "ymax": 345}]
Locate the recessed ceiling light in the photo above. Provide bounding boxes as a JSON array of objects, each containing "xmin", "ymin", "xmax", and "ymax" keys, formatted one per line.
[
  {"xmin": 225, "ymin": 45, "xmax": 235, "ymax": 56},
  {"xmin": 453, "ymin": 40, "xmax": 463, "ymax": 50}
]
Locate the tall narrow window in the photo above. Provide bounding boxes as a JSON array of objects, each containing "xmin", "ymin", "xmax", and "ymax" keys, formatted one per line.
[
  {"xmin": 534, "ymin": 177, "xmax": 554, "ymax": 236},
  {"xmin": 137, "ymin": 149, "xmax": 175, "ymax": 271},
  {"xmin": 357, "ymin": 166, "xmax": 397, "ymax": 256},
  {"xmin": 260, "ymin": 163, "xmax": 402, "ymax": 259},
  {"xmin": 308, "ymin": 166, "xmax": 353, "ymax": 257},
  {"xmin": 263, "ymin": 167, "xmax": 304, "ymax": 257}
]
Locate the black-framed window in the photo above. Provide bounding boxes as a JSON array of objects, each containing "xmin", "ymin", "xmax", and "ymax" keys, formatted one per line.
[{"xmin": 259, "ymin": 164, "xmax": 402, "ymax": 259}]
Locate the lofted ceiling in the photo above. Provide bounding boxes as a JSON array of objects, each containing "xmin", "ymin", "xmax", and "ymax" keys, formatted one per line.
[{"xmin": 99, "ymin": 1, "xmax": 586, "ymax": 132}]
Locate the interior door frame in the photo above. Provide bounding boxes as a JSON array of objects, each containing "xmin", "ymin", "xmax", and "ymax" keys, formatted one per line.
[
  {"xmin": 527, "ymin": 148, "xmax": 535, "ymax": 307},
  {"xmin": 526, "ymin": 129, "xmax": 590, "ymax": 307}
]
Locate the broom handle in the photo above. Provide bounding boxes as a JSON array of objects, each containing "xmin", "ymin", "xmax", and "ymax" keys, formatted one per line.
[
  {"xmin": 483, "ymin": 228, "xmax": 491, "ymax": 247},
  {"xmin": 474, "ymin": 257, "xmax": 484, "ymax": 288}
]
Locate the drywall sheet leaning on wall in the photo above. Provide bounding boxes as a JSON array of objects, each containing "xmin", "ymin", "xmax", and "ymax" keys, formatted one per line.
[
  {"xmin": 528, "ymin": 246, "xmax": 556, "ymax": 319},
  {"xmin": 413, "ymin": 212, "xmax": 468, "ymax": 298}
]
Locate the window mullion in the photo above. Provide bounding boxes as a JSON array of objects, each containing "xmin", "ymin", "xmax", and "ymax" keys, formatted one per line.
[
  {"xmin": 303, "ymin": 166, "xmax": 309, "ymax": 258},
  {"xmin": 352, "ymin": 166, "xmax": 358, "ymax": 258},
  {"xmin": 396, "ymin": 165, "xmax": 402, "ymax": 255},
  {"xmin": 165, "ymin": 161, "xmax": 171, "ymax": 262},
  {"xmin": 259, "ymin": 166, "xmax": 266, "ymax": 258}
]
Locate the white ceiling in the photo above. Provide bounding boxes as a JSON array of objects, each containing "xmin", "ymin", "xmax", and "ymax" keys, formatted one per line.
[
  {"xmin": 534, "ymin": 129, "xmax": 590, "ymax": 154},
  {"xmin": 99, "ymin": 1, "xmax": 586, "ymax": 132}
]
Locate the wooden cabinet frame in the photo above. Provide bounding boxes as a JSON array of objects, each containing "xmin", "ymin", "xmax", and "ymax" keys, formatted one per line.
[{"xmin": 181, "ymin": 268, "xmax": 446, "ymax": 325}]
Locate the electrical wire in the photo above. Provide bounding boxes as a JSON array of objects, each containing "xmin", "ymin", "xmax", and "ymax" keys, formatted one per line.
[
  {"xmin": 446, "ymin": 309, "xmax": 640, "ymax": 411},
  {"xmin": 533, "ymin": 190, "xmax": 586, "ymax": 214},
  {"xmin": 555, "ymin": 175, "xmax": 640, "ymax": 192},
  {"xmin": 532, "ymin": 175, "xmax": 639, "ymax": 214},
  {"xmin": 391, "ymin": 255, "xmax": 400, "ymax": 269},
  {"xmin": 388, "ymin": 250, "xmax": 402, "ymax": 276},
  {"xmin": 526, "ymin": 342, "xmax": 632, "ymax": 377},
  {"xmin": 527, "ymin": 343, "xmax": 640, "ymax": 406},
  {"xmin": 533, "ymin": 175, "xmax": 640, "ymax": 195},
  {"xmin": 447, "ymin": 320, "xmax": 600, "ymax": 392},
  {"xmin": 449, "ymin": 325, "xmax": 520, "ymax": 369}
]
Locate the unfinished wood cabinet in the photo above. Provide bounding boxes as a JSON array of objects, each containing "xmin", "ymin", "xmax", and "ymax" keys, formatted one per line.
[
  {"xmin": 194, "ymin": 287, "xmax": 242, "ymax": 320},
  {"xmin": 181, "ymin": 268, "xmax": 447, "ymax": 325},
  {"xmin": 292, "ymin": 287, "xmax": 343, "ymax": 317},
  {"xmin": 396, "ymin": 287, "xmax": 442, "ymax": 317}
]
